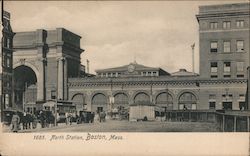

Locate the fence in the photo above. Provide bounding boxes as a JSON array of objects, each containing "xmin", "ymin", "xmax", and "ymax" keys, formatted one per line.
[{"xmin": 163, "ymin": 110, "xmax": 250, "ymax": 132}]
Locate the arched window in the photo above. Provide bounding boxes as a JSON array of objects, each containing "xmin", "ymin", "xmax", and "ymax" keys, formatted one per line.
[
  {"xmin": 91, "ymin": 93, "xmax": 107, "ymax": 113},
  {"xmin": 178, "ymin": 92, "xmax": 197, "ymax": 110},
  {"xmin": 92, "ymin": 93, "xmax": 107, "ymax": 105},
  {"xmin": 114, "ymin": 93, "xmax": 129, "ymax": 105},
  {"xmin": 156, "ymin": 92, "xmax": 173, "ymax": 110},
  {"xmin": 134, "ymin": 92, "xmax": 150, "ymax": 104},
  {"xmin": 72, "ymin": 93, "xmax": 86, "ymax": 111}
]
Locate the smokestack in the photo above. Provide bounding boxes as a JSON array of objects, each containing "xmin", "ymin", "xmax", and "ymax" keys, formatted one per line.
[
  {"xmin": 191, "ymin": 43, "xmax": 195, "ymax": 73},
  {"xmin": 86, "ymin": 59, "xmax": 89, "ymax": 73}
]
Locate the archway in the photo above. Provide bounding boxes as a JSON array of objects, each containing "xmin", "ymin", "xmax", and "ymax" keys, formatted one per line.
[
  {"xmin": 91, "ymin": 93, "xmax": 107, "ymax": 113},
  {"xmin": 72, "ymin": 93, "xmax": 86, "ymax": 113},
  {"xmin": 14, "ymin": 65, "xmax": 37, "ymax": 112},
  {"xmin": 156, "ymin": 92, "xmax": 173, "ymax": 110},
  {"xmin": 178, "ymin": 92, "xmax": 197, "ymax": 110},
  {"xmin": 134, "ymin": 92, "xmax": 150, "ymax": 105}
]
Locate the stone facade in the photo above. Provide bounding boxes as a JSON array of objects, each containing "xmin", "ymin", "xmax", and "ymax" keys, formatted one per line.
[{"xmin": 12, "ymin": 28, "xmax": 84, "ymax": 111}]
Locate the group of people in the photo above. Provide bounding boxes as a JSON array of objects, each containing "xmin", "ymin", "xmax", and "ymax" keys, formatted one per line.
[{"xmin": 10, "ymin": 110, "xmax": 55, "ymax": 133}]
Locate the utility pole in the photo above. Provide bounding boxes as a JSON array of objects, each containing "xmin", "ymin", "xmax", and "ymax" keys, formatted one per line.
[
  {"xmin": 86, "ymin": 59, "xmax": 89, "ymax": 74},
  {"xmin": 191, "ymin": 43, "xmax": 195, "ymax": 73}
]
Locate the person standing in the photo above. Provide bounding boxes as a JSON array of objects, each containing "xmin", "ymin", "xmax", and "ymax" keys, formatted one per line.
[{"xmin": 11, "ymin": 112, "xmax": 20, "ymax": 133}]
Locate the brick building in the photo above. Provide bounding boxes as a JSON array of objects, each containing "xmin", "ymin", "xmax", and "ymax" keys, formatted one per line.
[{"xmin": 1, "ymin": 11, "xmax": 15, "ymax": 117}]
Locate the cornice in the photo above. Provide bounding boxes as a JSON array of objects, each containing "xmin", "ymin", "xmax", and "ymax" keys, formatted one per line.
[{"xmin": 68, "ymin": 77, "xmax": 247, "ymax": 88}]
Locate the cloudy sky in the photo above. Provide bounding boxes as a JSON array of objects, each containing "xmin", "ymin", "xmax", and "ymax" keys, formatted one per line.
[{"xmin": 5, "ymin": 1, "xmax": 242, "ymax": 74}]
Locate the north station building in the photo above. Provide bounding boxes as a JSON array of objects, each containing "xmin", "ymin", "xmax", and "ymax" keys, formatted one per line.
[{"xmin": 2, "ymin": 3, "xmax": 250, "ymax": 120}]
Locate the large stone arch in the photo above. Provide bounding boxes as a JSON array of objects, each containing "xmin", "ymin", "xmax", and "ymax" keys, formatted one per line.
[
  {"xmin": 177, "ymin": 90, "xmax": 198, "ymax": 110},
  {"xmin": 13, "ymin": 60, "xmax": 45, "ymax": 102}
]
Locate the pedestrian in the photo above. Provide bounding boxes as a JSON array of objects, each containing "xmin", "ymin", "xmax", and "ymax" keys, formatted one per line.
[{"xmin": 11, "ymin": 111, "xmax": 20, "ymax": 133}]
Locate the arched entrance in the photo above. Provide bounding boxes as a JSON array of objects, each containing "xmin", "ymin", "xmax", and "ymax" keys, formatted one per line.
[
  {"xmin": 134, "ymin": 92, "xmax": 150, "ymax": 105},
  {"xmin": 91, "ymin": 93, "xmax": 107, "ymax": 113},
  {"xmin": 156, "ymin": 92, "xmax": 173, "ymax": 110},
  {"xmin": 14, "ymin": 65, "xmax": 37, "ymax": 112},
  {"xmin": 178, "ymin": 92, "xmax": 197, "ymax": 110},
  {"xmin": 114, "ymin": 93, "xmax": 129, "ymax": 108},
  {"xmin": 72, "ymin": 93, "xmax": 86, "ymax": 113}
]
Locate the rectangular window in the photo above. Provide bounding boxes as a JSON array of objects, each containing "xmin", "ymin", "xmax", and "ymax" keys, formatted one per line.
[
  {"xmin": 236, "ymin": 20, "xmax": 244, "ymax": 28},
  {"xmin": 209, "ymin": 94, "xmax": 216, "ymax": 100},
  {"xmin": 153, "ymin": 72, "xmax": 157, "ymax": 76},
  {"xmin": 7, "ymin": 38, "xmax": 10, "ymax": 48},
  {"xmin": 223, "ymin": 41, "xmax": 231, "ymax": 52},
  {"xmin": 236, "ymin": 62, "xmax": 244, "ymax": 72},
  {"xmin": 237, "ymin": 74, "xmax": 244, "ymax": 78},
  {"xmin": 223, "ymin": 62, "xmax": 231, "ymax": 73},
  {"xmin": 236, "ymin": 40, "xmax": 244, "ymax": 52},
  {"xmin": 211, "ymin": 75, "xmax": 218, "ymax": 78},
  {"xmin": 210, "ymin": 62, "xmax": 218, "ymax": 73},
  {"xmin": 210, "ymin": 41, "xmax": 218, "ymax": 52},
  {"xmin": 51, "ymin": 90, "xmax": 56, "ymax": 99},
  {"xmin": 210, "ymin": 22, "xmax": 218, "ymax": 29},
  {"xmin": 6, "ymin": 57, "xmax": 10, "ymax": 68},
  {"xmin": 223, "ymin": 21, "xmax": 231, "ymax": 29},
  {"xmin": 5, "ymin": 94, "xmax": 9, "ymax": 105},
  {"xmin": 209, "ymin": 102, "xmax": 216, "ymax": 109}
]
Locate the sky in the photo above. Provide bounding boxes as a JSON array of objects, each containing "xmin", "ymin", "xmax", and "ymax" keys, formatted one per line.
[{"xmin": 4, "ymin": 1, "xmax": 244, "ymax": 74}]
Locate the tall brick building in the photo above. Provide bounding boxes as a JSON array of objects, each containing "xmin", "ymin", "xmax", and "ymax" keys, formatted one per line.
[{"xmin": 1, "ymin": 11, "xmax": 15, "ymax": 117}]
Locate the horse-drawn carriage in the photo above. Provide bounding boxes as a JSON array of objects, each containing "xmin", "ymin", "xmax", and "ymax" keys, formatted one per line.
[{"xmin": 77, "ymin": 111, "xmax": 95, "ymax": 124}]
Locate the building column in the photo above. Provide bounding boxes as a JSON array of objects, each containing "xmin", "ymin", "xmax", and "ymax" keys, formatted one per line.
[
  {"xmin": 57, "ymin": 57, "xmax": 65, "ymax": 100},
  {"xmin": 37, "ymin": 58, "xmax": 46, "ymax": 102}
]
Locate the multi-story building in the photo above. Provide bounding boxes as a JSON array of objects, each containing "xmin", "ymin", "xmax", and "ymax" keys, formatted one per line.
[
  {"xmin": 1, "ymin": 11, "xmax": 15, "ymax": 118},
  {"xmin": 196, "ymin": 3, "xmax": 249, "ymax": 79}
]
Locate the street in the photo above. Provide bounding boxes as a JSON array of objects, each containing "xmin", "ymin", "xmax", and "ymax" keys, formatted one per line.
[{"xmin": 3, "ymin": 120, "xmax": 220, "ymax": 133}]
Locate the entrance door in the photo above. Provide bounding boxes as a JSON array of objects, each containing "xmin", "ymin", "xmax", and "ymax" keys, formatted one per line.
[
  {"xmin": 223, "ymin": 102, "xmax": 232, "ymax": 110},
  {"xmin": 97, "ymin": 107, "xmax": 103, "ymax": 113}
]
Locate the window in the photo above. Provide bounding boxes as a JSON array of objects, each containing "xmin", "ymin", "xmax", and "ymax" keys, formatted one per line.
[
  {"xmin": 236, "ymin": 62, "xmax": 244, "ymax": 72},
  {"xmin": 210, "ymin": 62, "xmax": 218, "ymax": 73},
  {"xmin": 210, "ymin": 22, "xmax": 218, "ymax": 29},
  {"xmin": 6, "ymin": 57, "xmax": 10, "ymax": 68},
  {"xmin": 223, "ymin": 62, "xmax": 231, "ymax": 73},
  {"xmin": 7, "ymin": 38, "xmax": 10, "ymax": 48},
  {"xmin": 210, "ymin": 41, "xmax": 218, "ymax": 52},
  {"xmin": 209, "ymin": 102, "xmax": 216, "ymax": 109},
  {"xmin": 153, "ymin": 72, "xmax": 157, "ymax": 76},
  {"xmin": 236, "ymin": 40, "xmax": 244, "ymax": 52},
  {"xmin": 51, "ymin": 90, "xmax": 56, "ymax": 99},
  {"xmin": 223, "ymin": 21, "xmax": 231, "ymax": 29},
  {"xmin": 211, "ymin": 75, "xmax": 218, "ymax": 78},
  {"xmin": 223, "ymin": 41, "xmax": 231, "ymax": 52},
  {"xmin": 148, "ymin": 72, "xmax": 151, "ymax": 76},
  {"xmin": 209, "ymin": 94, "xmax": 216, "ymax": 100},
  {"xmin": 236, "ymin": 20, "xmax": 244, "ymax": 28},
  {"xmin": 5, "ymin": 94, "xmax": 9, "ymax": 105}
]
